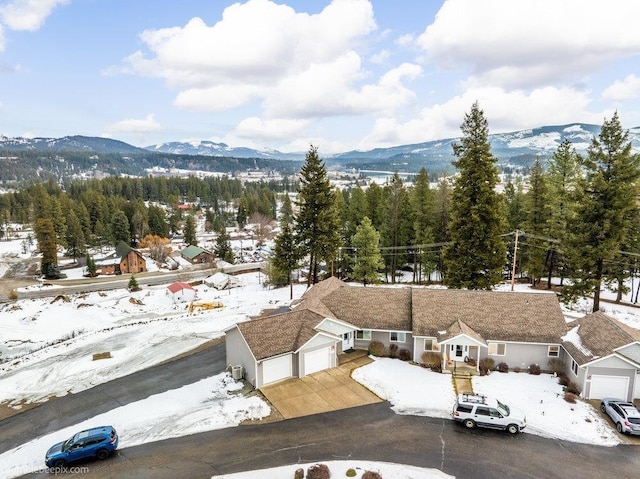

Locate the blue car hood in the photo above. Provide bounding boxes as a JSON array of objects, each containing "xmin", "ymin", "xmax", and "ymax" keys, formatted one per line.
[{"xmin": 46, "ymin": 441, "xmax": 65, "ymax": 456}]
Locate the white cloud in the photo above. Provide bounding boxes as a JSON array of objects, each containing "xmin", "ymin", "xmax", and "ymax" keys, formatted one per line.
[
  {"xmin": 0, "ymin": 0, "xmax": 68, "ymax": 31},
  {"xmin": 0, "ymin": 24, "xmax": 4, "ymax": 51},
  {"xmin": 121, "ymin": 0, "xmax": 390, "ymax": 121},
  {"xmin": 232, "ymin": 117, "xmax": 310, "ymax": 142},
  {"xmin": 104, "ymin": 114, "xmax": 161, "ymax": 135},
  {"xmin": 602, "ymin": 74, "xmax": 640, "ymax": 101},
  {"xmin": 418, "ymin": 0, "xmax": 640, "ymax": 89},
  {"xmin": 359, "ymin": 86, "xmax": 605, "ymax": 149}
]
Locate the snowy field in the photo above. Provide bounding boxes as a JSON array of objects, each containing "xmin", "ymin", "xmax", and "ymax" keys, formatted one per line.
[{"xmin": 1, "ymin": 235, "xmax": 640, "ymax": 477}]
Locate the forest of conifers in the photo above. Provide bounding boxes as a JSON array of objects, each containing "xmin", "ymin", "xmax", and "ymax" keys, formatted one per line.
[{"xmin": 1, "ymin": 105, "xmax": 639, "ymax": 313}]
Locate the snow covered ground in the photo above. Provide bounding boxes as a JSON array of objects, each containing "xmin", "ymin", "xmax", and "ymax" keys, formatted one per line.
[{"xmin": 1, "ymin": 235, "xmax": 639, "ymax": 478}]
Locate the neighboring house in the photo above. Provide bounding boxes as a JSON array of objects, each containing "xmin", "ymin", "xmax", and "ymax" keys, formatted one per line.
[
  {"xmin": 181, "ymin": 245, "xmax": 215, "ymax": 264},
  {"xmin": 166, "ymin": 281, "xmax": 196, "ymax": 303},
  {"xmin": 225, "ymin": 277, "xmax": 569, "ymax": 389},
  {"xmin": 203, "ymin": 272, "xmax": 242, "ymax": 290},
  {"xmin": 562, "ymin": 311, "xmax": 640, "ymax": 401},
  {"xmin": 96, "ymin": 241, "xmax": 147, "ymax": 275}
]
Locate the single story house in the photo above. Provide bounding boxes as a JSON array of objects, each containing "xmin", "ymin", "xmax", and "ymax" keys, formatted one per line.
[
  {"xmin": 225, "ymin": 277, "xmax": 566, "ymax": 388},
  {"xmin": 204, "ymin": 272, "xmax": 242, "ymax": 290},
  {"xmin": 166, "ymin": 281, "xmax": 196, "ymax": 303},
  {"xmin": 96, "ymin": 241, "xmax": 147, "ymax": 275},
  {"xmin": 562, "ymin": 311, "xmax": 640, "ymax": 402},
  {"xmin": 225, "ymin": 278, "xmax": 640, "ymax": 401},
  {"xmin": 180, "ymin": 245, "xmax": 215, "ymax": 264}
]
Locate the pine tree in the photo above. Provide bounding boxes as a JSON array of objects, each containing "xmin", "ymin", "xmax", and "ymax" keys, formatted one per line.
[
  {"xmin": 183, "ymin": 215, "xmax": 197, "ymax": 246},
  {"xmin": 443, "ymin": 102, "xmax": 507, "ymax": 289},
  {"xmin": 294, "ymin": 145, "xmax": 341, "ymax": 286},
  {"xmin": 351, "ymin": 217, "xmax": 384, "ymax": 285},
  {"xmin": 381, "ymin": 173, "xmax": 411, "ymax": 283},
  {"xmin": 35, "ymin": 217, "xmax": 59, "ymax": 278},
  {"xmin": 279, "ymin": 193, "xmax": 294, "ymax": 225},
  {"xmin": 128, "ymin": 274, "xmax": 140, "ymax": 292},
  {"xmin": 521, "ymin": 159, "xmax": 550, "ymax": 285},
  {"xmin": 65, "ymin": 209, "xmax": 86, "ymax": 262},
  {"xmin": 110, "ymin": 210, "xmax": 130, "ymax": 247},
  {"xmin": 270, "ymin": 222, "xmax": 301, "ymax": 298},
  {"xmin": 410, "ymin": 168, "xmax": 436, "ymax": 283},
  {"xmin": 564, "ymin": 113, "xmax": 640, "ymax": 311},
  {"xmin": 546, "ymin": 139, "xmax": 581, "ymax": 285},
  {"xmin": 215, "ymin": 227, "xmax": 234, "ymax": 264}
]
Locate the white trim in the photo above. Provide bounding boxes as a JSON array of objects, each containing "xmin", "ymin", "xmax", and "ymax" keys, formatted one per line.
[
  {"xmin": 390, "ymin": 331, "xmax": 407, "ymax": 342},
  {"xmin": 582, "ymin": 352, "xmax": 640, "ymax": 369},
  {"xmin": 439, "ymin": 333, "xmax": 487, "ymax": 348},
  {"xmin": 488, "ymin": 343, "xmax": 506, "ymax": 356},
  {"xmin": 547, "ymin": 345, "xmax": 560, "ymax": 357},
  {"xmin": 294, "ymin": 332, "xmax": 339, "ymax": 354},
  {"xmin": 613, "ymin": 340, "xmax": 640, "ymax": 352},
  {"xmin": 356, "ymin": 329, "xmax": 372, "ymax": 340}
]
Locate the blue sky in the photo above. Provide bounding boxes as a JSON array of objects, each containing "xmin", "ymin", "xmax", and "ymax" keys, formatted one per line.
[{"xmin": 0, "ymin": 0, "xmax": 639, "ymax": 153}]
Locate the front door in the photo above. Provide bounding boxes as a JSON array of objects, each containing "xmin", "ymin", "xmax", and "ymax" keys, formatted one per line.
[
  {"xmin": 342, "ymin": 332, "xmax": 354, "ymax": 351},
  {"xmin": 454, "ymin": 344, "xmax": 464, "ymax": 359}
]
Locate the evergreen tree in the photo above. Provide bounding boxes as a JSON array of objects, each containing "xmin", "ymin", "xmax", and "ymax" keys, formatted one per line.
[
  {"xmin": 110, "ymin": 210, "xmax": 130, "ymax": 247},
  {"xmin": 443, "ymin": 102, "xmax": 506, "ymax": 289},
  {"xmin": 503, "ymin": 178, "xmax": 525, "ymax": 232},
  {"xmin": 294, "ymin": 145, "xmax": 341, "ymax": 286},
  {"xmin": 64, "ymin": 209, "xmax": 86, "ymax": 262},
  {"xmin": 35, "ymin": 217, "xmax": 59, "ymax": 278},
  {"xmin": 270, "ymin": 222, "xmax": 301, "ymax": 298},
  {"xmin": 215, "ymin": 228, "xmax": 234, "ymax": 264},
  {"xmin": 381, "ymin": 173, "xmax": 411, "ymax": 283},
  {"xmin": 564, "ymin": 113, "xmax": 640, "ymax": 311},
  {"xmin": 279, "ymin": 193, "xmax": 294, "ymax": 225},
  {"xmin": 85, "ymin": 254, "xmax": 97, "ymax": 277},
  {"xmin": 183, "ymin": 215, "xmax": 197, "ymax": 246},
  {"xmin": 350, "ymin": 217, "xmax": 384, "ymax": 285},
  {"xmin": 128, "ymin": 274, "xmax": 140, "ymax": 292},
  {"xmin": 409, "ymin": 168, "xmax": 436, "ymax": 283},
  {"xmin": 433, "ymin": 176, "xmax": 452, "ymax": 280},
  {"xmin": 521, "ymin": 159, "xmax": 550, "ymax": 285},
  {"xmin": 546, "ymin": 139, "xmax": 581, "ymax": 285},
  {"xmin": 148, "ymin": 204, "xmax": 169, "ymax": 237}
]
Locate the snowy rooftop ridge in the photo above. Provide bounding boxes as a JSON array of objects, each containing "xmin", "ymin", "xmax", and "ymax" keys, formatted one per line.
[{"xmin": 561, "ymin": 325, "xmax": 596, "ymax": 359}]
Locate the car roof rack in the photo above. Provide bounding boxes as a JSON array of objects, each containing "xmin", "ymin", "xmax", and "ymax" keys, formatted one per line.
[{"xmin": 460, "ymin": 393, "xmax": 487, "ymax": 404}]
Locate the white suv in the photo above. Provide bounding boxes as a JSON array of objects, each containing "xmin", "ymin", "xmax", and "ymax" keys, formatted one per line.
[{"xmin": 453, "ymin": 393, "xmax": 526, "ymax": 434}]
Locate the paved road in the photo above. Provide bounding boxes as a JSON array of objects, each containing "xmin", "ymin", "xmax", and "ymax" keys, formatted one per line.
[
  {"xmin": 4, "ymin": 342, "xmax": 640, "ymax": 479},
  {"xmin": 0, "ymin": 340, "xmax": 226, "ymax": 454},
  {"xmin": 23, "ymin": 402, "xmax": 640, "ymax": 479}
]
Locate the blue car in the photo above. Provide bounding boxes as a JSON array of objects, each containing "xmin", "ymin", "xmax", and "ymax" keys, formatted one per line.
[
  {"xmin": 600, "ymin": 398, "xmax": 640, "ymax": 435},
  {"xmin": 45, "ymin": 426, "xmax": 118, "ymax": 468}
]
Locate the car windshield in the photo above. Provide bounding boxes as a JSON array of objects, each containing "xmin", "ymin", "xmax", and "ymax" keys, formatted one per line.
[{"xmin": 496, "ymin": 399, "xmax": 510, "ymax": 416}]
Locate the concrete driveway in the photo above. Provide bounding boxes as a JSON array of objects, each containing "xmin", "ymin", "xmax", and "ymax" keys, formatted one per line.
[{"xmin": 259, "ymin": 350, "xmax": 382, "ymax": 419}]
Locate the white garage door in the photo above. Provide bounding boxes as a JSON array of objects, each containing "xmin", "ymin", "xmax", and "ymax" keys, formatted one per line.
[
  {"xmin": 589, "ymin": 375, "xmax": 629, "ymax": 400},
  {"xmin": 303, "ymin": 347, "xmax": 331, "ymax": 376},
  {"xmin": 635, "ymin": 373, "xmax": 640, "ymax": 399},
  {"xmin": 262, "ymin": 355, "xmax": 292, "ymax": 385}
]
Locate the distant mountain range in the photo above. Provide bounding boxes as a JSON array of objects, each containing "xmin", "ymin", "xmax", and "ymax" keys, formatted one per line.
[{"xmin": 2, "ymin": 123, "xmax": 639, "ymax": 177}]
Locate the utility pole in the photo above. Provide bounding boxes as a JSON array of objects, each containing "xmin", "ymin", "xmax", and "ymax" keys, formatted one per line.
[{"xmin": 511, "ymin": 230, "xmax": 520, "ymax": 291}]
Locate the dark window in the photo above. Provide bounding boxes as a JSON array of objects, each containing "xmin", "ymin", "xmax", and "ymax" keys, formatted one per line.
[
  {"xmin": 456, "ymin": 404, "xmax": 473, "ymax": 413},
  {"xmin": 489, "ymin": 408, "xmax": 502, "ymax": 418},
  {"xmin": 475, "ymin": 406, "xmax": 491, "ymax": 416}
]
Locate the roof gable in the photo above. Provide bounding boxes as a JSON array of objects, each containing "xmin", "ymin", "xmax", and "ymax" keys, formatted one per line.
[
  {"xmin": 563, "ymin": 312, "xmax": 640, "ymax": 365},
  {"xmin": 236, "ymin": 309, "xmax": 326, "ymax": 360},
  {"xmin": 167, "ymin": 281, "xmax": 194, "ymax": 294},
  {"xmin": 181, "ymin": 245, "xmax": 211, "ymax": 259}
]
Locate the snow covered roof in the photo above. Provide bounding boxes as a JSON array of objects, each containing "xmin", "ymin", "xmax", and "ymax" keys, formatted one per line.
[{"xmin": 562, "ymin": 311, "xmax": 640, "ymax": 365}]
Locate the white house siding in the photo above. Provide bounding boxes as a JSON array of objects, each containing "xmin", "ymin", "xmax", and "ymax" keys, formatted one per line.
[
  {"xmin": 224, "ymin": 328, "xmax": 257, "ymax": 386},
  {"xmin": 584, "ymin": 366, "xmax": 636, "ymax": 401},
  {"xmin": 480, "ymin": 342, "xmax": 563, "ymax": 372}
]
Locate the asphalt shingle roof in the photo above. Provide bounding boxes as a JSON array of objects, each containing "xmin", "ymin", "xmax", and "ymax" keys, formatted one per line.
[
  {"xmin": 411, "ymin": 289, "xmax": 566, "ymax": 343},
  {"xmin": 563, "ymin": 311, "xmax": 640, "ymax": 365},
  {"xmin": 236, "ymin": 309, "xmax": 327, "ymax": 360}
]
